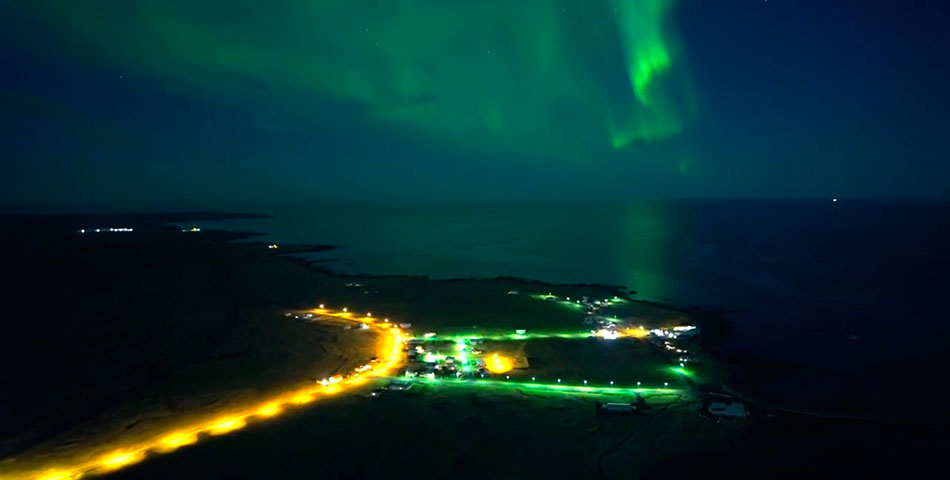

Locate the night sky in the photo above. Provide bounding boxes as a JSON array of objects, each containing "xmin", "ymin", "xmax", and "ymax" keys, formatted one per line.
[{"xmin": 2, "ymin": 0, "xmax": 949, "ymax": 209}]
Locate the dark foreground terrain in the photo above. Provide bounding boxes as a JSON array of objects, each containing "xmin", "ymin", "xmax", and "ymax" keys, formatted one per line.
[{"xmin": 0, "ymin": 213, "xmax": 945, "ymax": 479}]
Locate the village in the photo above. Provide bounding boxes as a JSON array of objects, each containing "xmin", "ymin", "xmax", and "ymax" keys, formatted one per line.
[{"xmin": 357, "ymin": 291, "xmax": 748, "ymax": 420}]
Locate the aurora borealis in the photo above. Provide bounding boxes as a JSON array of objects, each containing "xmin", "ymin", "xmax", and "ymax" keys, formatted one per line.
[
  {"xmin": 2, "ymin": 0, "xmax": 949, "ymax": 205},
  {"xmin": 5, "ymin": 0, "xmax": 692, "ymax": 153},
  {"xmin": 2, "ymin": 2, "xmax": 950, "ymax": 475}
]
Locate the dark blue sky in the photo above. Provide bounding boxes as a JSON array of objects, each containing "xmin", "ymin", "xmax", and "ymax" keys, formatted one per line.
[{"xmin": 1, "ymin": 0, "xmax": 948, "ymax": 210}]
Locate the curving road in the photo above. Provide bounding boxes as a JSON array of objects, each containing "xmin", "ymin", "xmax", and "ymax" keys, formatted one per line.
[{"xmin": 1, "ymin": 307, "xmax": 405, "ymax": 480}]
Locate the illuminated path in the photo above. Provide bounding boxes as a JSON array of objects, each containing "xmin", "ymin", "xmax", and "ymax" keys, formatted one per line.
[
  {"xmin": 409, "ymin": 327, "xmax": 650, "ymax": 343},
  {"xmin": 396, "ymin": 377, "xmax": 683, "ymax": 398},
  {"xmin": 1, "ymin": 308, "xmax": 405, "ymax": 480},
  {"xmin": 413, "ymin": 332, "xmax": 593, "ymax": 342},
  {"xmin": 3, "ymin": 303, "xmax": 690, "ymax": 479}
]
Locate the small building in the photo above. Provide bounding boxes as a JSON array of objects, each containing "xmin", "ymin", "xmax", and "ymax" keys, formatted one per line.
[
  {"xmin": 595, "ymin": 401, "xmax": 636, "ymax": 415},
  {"xmin": 704, "ymin": 400, "xmax": 747, "ymax": 418},
  {"xmin": 386, "ymin": 381, "xmax": 413, "ymax": 391}
]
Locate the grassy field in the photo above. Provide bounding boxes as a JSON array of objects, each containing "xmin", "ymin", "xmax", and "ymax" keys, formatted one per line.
[
  {"xmin": 105, "ymin": 381, "xmax": 717, "ymax": 480},
  {"xmin": 411, "ymin": 336, "xmax": 682, "ymax": 388},
  {"xmin": 520, "ymin": 337, "xmax": 679, "ymax": 386}
]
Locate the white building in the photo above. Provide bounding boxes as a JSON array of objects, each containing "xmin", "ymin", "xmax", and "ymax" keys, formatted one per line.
[{"xmin": 706, "ymin": 401, "xmax": 747, "ymax": 418}]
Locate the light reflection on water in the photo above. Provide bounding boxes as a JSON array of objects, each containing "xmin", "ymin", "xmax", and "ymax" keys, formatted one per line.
[{"xmin": 202, "ymin": 199, "xmax": 950, "ymax": 414}]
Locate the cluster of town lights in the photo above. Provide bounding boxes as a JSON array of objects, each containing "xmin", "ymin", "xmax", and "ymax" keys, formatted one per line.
[
  {"xmin": 13, "ymin": 291, "xmax": 698, "ymax": 479},
  {"xmin": 77, "ymin": 227, "xmax": 133, "ymax": 234},
  {"xmin": 399, "ymin": 292, "xmax": 696, "ymax": 399},
  {"xmin": 7, "ymin": 306, "xmax": 405, "ymax": 480},
  {"xmin": 486, "ymin": 353, "xmax": 514, "ymax": 374}
]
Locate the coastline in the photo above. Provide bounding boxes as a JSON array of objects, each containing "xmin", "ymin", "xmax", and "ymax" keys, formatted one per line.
[
  {"xmin": 0, "ymin": 212, "xmax": 709, "ymax": 460},
  {"xmin": 2, "ymin": 211, "xmax": 945, "ymax": 478},
  {"xmin": 88, "ymin": 211, "xmax": 922, "ymax": 425}
]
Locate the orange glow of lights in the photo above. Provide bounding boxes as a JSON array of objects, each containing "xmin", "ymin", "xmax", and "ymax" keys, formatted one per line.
[
  {"xmin": 208, "ymin": 417, "xmax": 246, "ymax": 435},
  {"xmin": 98, "ymin": 450, "xmax": 144, "ymax": 470},
  {"xmin": 257, "ymin": 403, "xmax": 281, "ymax": 417},
  {"xmin": 158, "ymin": 432, "xmax": 198, "ymax": 452},
  {"xmin": 7, "ymin": 306, "xmax": 406, "ymax": 480},
  {"xmin": 486, "ymin": 353, "xmax": 514, "ymax": 374},
  {"xmin": 625, "ymin": 327, "xmax": 650, "ymax": 338},
  {"xmin": 38, "ymin": 470, "xmax": 80, "ymax": 480}
]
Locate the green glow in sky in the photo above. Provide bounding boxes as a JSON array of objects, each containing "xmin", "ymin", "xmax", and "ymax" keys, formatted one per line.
[
  {"xmin": 13, "ymin": 0, "xmax": 695, "ymax": 157},
  {"xmin": 609, "ymin": 0, "xmax": 695, "ymax": 148}
]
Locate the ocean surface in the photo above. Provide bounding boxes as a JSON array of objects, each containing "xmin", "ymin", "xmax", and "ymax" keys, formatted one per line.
[{"xmin": 202, "ymin": 199, "xmax": 950, "ymax": 419}]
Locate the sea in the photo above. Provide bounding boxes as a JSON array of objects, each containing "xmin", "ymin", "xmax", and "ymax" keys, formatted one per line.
[{"xmin": 201, "ymin": 199, "xmax": 950, "ymax": 421}]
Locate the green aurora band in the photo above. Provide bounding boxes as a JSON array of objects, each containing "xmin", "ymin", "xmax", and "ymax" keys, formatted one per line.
[{"xmin": 8, "ymin": 0, "xmax": 695, "ymax": 156}]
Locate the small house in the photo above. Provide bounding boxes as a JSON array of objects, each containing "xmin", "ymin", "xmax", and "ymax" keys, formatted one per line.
[{"xmin": 705, "ymin": 401, "xmax": 747, "ymax": 418}]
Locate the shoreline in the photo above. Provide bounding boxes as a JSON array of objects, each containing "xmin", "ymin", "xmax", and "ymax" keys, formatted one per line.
[
  {"xmin": 3, "ymin": 211, "xmax": 935, "ymax": 453},
  {"xmin": 225, "ymin": 229, "xmax": 850, "ymax": 424},
  {"xmin": 275, "ymin": 241, "xmax": 940, "ymax": 427},
  {"xmin": 16, "ymin": 210, "xmax": 912, "ymax": 425},
  {"xmin": 2, "ymin": 211, "xmax": 945, "ymax": 478}
]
